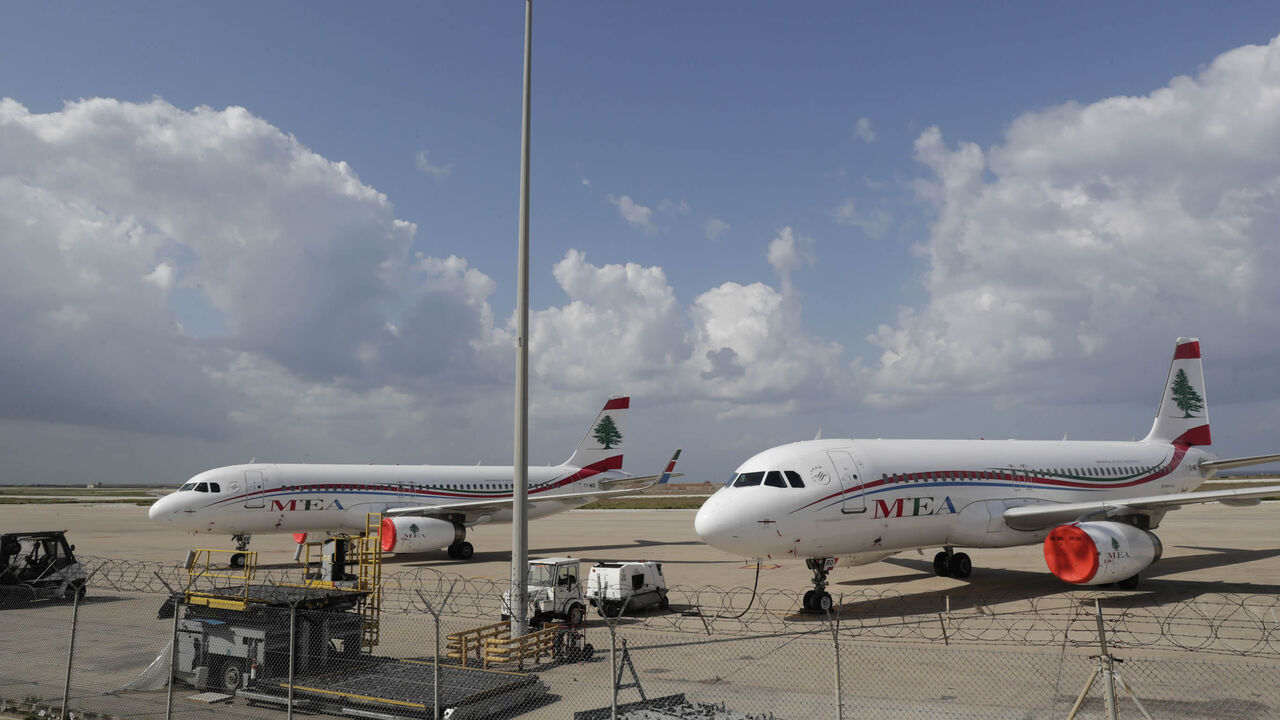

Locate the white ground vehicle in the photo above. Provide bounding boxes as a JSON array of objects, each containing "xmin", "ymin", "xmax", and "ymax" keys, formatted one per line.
[
  {"xmin": 503, "ymin": 557, "xmax": 587, "ymax": 626},
  {"xmin": 586, "ymin": 561, "xmax": 669, "ymax": 616}
]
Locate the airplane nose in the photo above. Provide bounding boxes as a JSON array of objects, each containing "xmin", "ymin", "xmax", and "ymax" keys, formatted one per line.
[
  {"xmin": 148, "ymin": 495, "xmax": 171, "ymax": 521},
  {"xmin": 694, "ymin": 492, "xmax": 742, "ymax": 552}
]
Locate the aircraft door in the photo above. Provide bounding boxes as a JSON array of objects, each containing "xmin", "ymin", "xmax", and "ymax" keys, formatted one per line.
[
  {"xmin": 244, "ymin": 470, "xmax": 264, "ymax": 508},
  {"xmin": 826, "ymin": 450, "xmax": 866, "ymax": 514}
]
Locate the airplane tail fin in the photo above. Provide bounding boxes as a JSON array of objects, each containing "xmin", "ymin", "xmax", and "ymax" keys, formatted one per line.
[
  {"xmin": 1143, "ymin": 337, "xmax": 1211, "ymax": 446},
  {"xmin": 561, "ymin": 396, "xmax": 629, "ymax": 470}
]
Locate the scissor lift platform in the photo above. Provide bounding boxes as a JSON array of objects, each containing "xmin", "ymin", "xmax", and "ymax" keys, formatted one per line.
[
  {"xmin": 186, "ymin": 583, "xmax": 367, "ymax": 610},
  {"xmin": 239, "ymin": 655, "xmax": 549, "ymax": 720}
]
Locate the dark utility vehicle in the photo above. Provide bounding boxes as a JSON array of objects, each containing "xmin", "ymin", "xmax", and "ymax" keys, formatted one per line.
[{"xmin": 0, "ymin": 531, "xmax": 87, "ymax": 601}]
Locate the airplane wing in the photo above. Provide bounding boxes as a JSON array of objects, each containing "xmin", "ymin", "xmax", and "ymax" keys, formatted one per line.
[
  {"xmin": 1003, "ymin": 484, "xmax": 1280, "ymax": 531},
  {"xmin": 382, "ymin": 448, "xmax": 683, "ymax": 521}
]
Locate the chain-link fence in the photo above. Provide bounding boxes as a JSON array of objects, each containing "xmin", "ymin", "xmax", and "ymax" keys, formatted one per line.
[{"xmin": 3, "ymin": 559, "xmax": 1280, "ymax": 719}]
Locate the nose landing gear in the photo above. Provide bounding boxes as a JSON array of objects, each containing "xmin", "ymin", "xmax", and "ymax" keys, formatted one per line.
[
  {"xmin": 801, "ymin": 557, "xmax": 837, "ymax": 614},
  {"xmin": 932, "ymin": 546, "xmax": 972, "ymax": 579},
  {"xmin": 229, "ymin": 533, "xmax": 252, "ymax": 569}
]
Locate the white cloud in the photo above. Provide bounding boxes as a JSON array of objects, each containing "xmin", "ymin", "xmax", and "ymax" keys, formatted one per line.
[
  {"xmin": 144, "ymin": 261, "xmax": 175, "ymax": 290},
  {"xmin": 527, "ymin": 246, "xmax": 850, "ymax": 417},
  {"xmin": 607, "ymin": 194, "xmax": 657, "ymax": 232},
  {"xmin": 834, "ymin": 199, "xmax": 892, "ymax": 239},
  {"xmin": 704, "ymin": 217, "xmax": 730, "ymax": 241},
  {"xmin": 855, "ymin": 116, "xmax": 877, "ymax": 143},
  {"xmin": 659, "ymin": 199, "xmax": 691, "ymax": 215},
  {"xmin": 415, "ymin": 150, "xmax": 453, "ymax": 178},
  {"xmin": 0, "ymin": 97, "xmax": 501, "ymax": 441},
  {"xmin": 766, "ymin": 226, "xmax": 815, "ymax": 297},
  {"xmin": 863, "ymin": 35, "xmax": 1280, "ymax": 408}
]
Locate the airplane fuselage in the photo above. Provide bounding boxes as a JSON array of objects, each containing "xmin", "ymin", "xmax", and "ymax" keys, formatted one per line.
[
  {"xmin": 694, "ymin": 438, "xmax": 1212, "ymax": 562},
  {"xmin": 149, "ymin": 462, "xmax": 628, "ymax": 536}
]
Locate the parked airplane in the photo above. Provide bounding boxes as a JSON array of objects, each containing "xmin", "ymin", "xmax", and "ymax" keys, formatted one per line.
[
  {"xmin": 694, "ymin": 338, "xmax": 1280, "ymax": 613},
  {"xmin": 149, "ymin": 396, "xmax": 680, "ymax": 566}
]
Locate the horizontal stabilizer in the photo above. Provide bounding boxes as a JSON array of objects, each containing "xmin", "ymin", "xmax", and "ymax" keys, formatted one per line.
[{"xmin": 1199, "ymin": 453, "xmax": 1280, "ymax": 472}]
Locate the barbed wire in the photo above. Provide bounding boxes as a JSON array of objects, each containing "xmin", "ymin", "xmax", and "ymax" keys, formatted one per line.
[{"xmin": 76, "ymin": 556, "xmax": 1280, "ymax": 658}]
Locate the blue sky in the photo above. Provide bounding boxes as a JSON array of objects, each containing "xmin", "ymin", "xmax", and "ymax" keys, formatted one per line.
[{"xmin": 3, "ymin": 2, "xmax": 1280, "ymax": 486}]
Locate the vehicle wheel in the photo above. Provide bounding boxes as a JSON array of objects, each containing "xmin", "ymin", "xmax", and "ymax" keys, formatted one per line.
[
  {"xmin": 1117, "ymin": 574, "xmax": 1140, "ymax": 590},
  {"xmin": 933, "ymin": 551, "xmax": 951, "ymax": 577},
  {"xmin": 817, "ymin": 592, "xmax": 833, "ymax": 613},
  {"xmin": 581, "ymin": 643, "xmax": 594, "ymax": 660},
  {"xmin": 229, "ymin": 553, "xmax": 246, "ymax": 569},
  {"xmin": 220, "ymin": 662, "xmax": 244, "ymax": 692},
  {"xmin": 658, "ymin": 595, "xmax": 670, "ymax": 611},
  {"xmin": 948, "ymin": 552, "xmax": 972, "ymax": 579},
  {"xmin": 802, "ymin": 590, "xmax": 816, "ymax": 612},
  {"xmin": 568, "ymin": 604, "xmax": 585, "ymax": 627}
]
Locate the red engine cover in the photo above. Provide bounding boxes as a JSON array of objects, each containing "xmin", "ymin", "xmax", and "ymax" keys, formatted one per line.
[
  {"xmin": 1044, "ymin": 521, "xmax": 1162, "ymax": 585},
  {"xmin": 380, "ymin": 516, "xmax": 462, "ymax": 553}
]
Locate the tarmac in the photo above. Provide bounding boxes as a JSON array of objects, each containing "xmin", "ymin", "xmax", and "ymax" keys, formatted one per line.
[
  {"xmin": 4, "ymin": 500, "xmax": 1280, "ymax": 720},
  {"xmin": 6, "ymin": 500, "xmax": 1280, "ymax": 600}
]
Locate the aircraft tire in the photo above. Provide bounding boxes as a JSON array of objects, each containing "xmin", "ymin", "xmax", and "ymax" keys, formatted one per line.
[
  {"xmin": 1117, "ymin": 573, "xmax": 1140, "ymax": 590},
  {"xmin": 817, "ymin": 592, "xmax": 833, "ymax": 613},
  {"xmin": 229, "ymin": 553, "xmax": 246, "ymax": 569},
  {"xmin": 933, "ymin": 552, "xmax": 951, "ymax": 577},
  {"xmin": 802, "ymin": 590, "xmax": 816, "ymax": 612},
  {"xmin": 948, "ymin": 552, "xmax": 972, "ymax": 579},
  {"xmin": 448, "ymin": 541, "xmax": 474, "ymax": 561}
]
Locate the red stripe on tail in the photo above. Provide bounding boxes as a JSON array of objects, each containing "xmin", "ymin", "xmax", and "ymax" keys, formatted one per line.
[
  {"xmin": 1173, "ymin": 341, "xmax": 1201, "ymax": 360},
  {"xmin": 1172, "ymin": 424, "xmax": 1212, "ymax": 447}
]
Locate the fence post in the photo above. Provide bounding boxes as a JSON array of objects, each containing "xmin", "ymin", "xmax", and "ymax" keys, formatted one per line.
[
  {"xmin": 416, "ymin": 584, "xmax": 457, "ymax": 720},
  {"xmin": 1094, "ymin": 600, "xmax": 1118, "ymax": 720},
  {"xmin": 287, "ymin": 602, "xmax": 297, "ymax": 720},
  {"xmin": 599, "ymin": 590, "xmax": 632, "ymax": 720},
  {"xmin": 827, "ymin": 594, "xmax": 843, "ymax": 720},
  {"xmin": 165, "ymin": 593, "xmax": 181, "ymax": 720},
  {"xmin": 59, "ymin": 586, "xmax": 82, "ymax": 720}
]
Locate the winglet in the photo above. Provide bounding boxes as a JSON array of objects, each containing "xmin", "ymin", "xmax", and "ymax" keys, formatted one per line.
[{"xmin": 656, "ymin": 448, "xmax": 682, "ymax": 485}]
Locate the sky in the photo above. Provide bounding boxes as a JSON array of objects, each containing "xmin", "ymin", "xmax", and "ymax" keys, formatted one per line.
[{"xmin": 4, "ymin": 2, "xmax": 1280, "ymax": 487}]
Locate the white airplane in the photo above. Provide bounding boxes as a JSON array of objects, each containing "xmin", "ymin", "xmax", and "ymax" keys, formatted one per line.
[
  {"xmin": 149, "ymin": 396, "xmax": 680, "ymax": 566},
  {"xmin": 694, "ymin": 338, "xmax": 1280, "ymax": 613}
]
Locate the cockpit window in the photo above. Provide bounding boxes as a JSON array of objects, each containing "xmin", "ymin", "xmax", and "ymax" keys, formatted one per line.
[
  {"xmin": 195, "ymin": 483, "xmax": 209, "ymax": 492},
  {"xmin": 764, "ymin": 471, "xmax": 787, "ymax": 488},
  {"xmin": 208, "ymin": 482, "xmax": 221, "ymax": 493},
  {"xmin": 785, "ymin": 471, "xmax": 805, "ymax": 488},
  {"xmin": 179, "ymin": 482, "xmax": 197, "ymax": 492},
  {"xmin": 733, "ymin": 471, "xmax": 764, "ymax": 487}
]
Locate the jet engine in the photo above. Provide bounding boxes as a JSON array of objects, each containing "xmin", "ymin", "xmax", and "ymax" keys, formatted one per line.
[
  {"xmin": 1043, "ymin": 521, "xmax": 1162, "ymax": 586},
  {"xmin": 380, "ymin": 516, "xmax": 464, "ymax": 553}
]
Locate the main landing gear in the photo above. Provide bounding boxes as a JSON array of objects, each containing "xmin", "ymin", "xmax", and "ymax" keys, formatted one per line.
[
  {"xmin": 229, "ymin": 533, "xmax": 252, "ymax": 568},
  {"xmin": 802, "ymin": 557, "xmax": 837, "ymax": 614},
  {"xmin": 933, "ymin": 546, "xmax": 972, "ymax": 579},
  {"xmin": 447, "ymin": 541, "xmax": 474, "ymax": 560}
]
